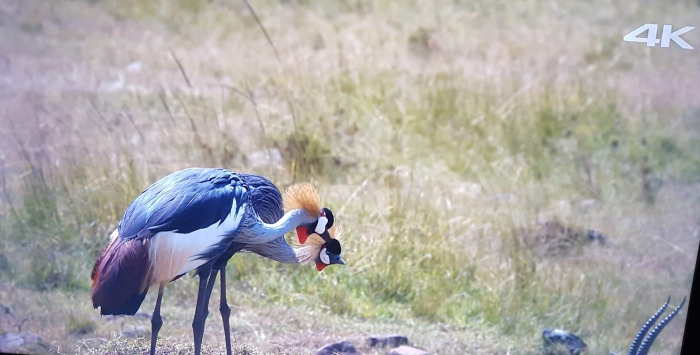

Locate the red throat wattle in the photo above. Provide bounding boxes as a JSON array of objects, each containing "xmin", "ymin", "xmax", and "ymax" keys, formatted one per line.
[
  {"xmin": 315, "ymin": 260, "xmax": 326, "ymax": 271},
  {"xmin": 296, "ymin": 226, "xmax": 309, "ymax": 244}
]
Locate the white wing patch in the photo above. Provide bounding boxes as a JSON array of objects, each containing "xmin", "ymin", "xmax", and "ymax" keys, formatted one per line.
[{"xmin": 147, "ymin": 200, "xmax": 247, "ymax": 283}]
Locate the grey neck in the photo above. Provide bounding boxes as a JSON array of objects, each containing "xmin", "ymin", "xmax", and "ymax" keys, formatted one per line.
[
  {"xmin": 238, "ymin": 208, "xmax": 315, "ymax": 245},
  {"xmin": 242, "ymin": 237, "xmax": 300, "ymax": 263}
]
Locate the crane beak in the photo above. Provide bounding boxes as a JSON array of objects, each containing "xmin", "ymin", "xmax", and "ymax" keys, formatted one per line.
[
  {"xmin": 327, "ymin": 252, "xmax": 345, "ymax": 267},
  {"xmin": 315, "ymin": 251, "xmax": 345, "ymax": 272},
  {"xmin": 315, "ymin": 258, "xmax": 345, "ymax": 271}
]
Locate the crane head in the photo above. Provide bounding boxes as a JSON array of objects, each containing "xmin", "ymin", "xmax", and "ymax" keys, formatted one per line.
[
  {"xmin": 283, "ymin": 183, "xmax": 335, "ymax": 244},
  {"xmin": 292, "ymin": 221, "xmax": 345, "ymax": 271},
  {"xmin": 282, "ymin": 182, "xmax": 344, "ymax": 270},
  {"xmin": 316, "ymin": 237, "xmax": 345, "ymax": 271}
]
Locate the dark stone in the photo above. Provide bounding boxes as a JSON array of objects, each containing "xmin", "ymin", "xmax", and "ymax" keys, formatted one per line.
[
  {"xmin": 542, "ymin": 328, "xmax": 587, "ymax": 355},
  {"xmin": 367, "ymin": 334, "xmax": 409, "ymax": 348},
  {"xmin": 387, "ymin": 345, "xmax": 429, "ymax": 355},
  {"xmin": 317, "ymin": 340, "xmax": 361, "ymax": 355},
  {"xmin": 586, "ymin": 229, "xmax": 606, "ymax": 244},
  {"xmin": 0, "ymin": 304, "xmax": 11, "ymax": 315}
]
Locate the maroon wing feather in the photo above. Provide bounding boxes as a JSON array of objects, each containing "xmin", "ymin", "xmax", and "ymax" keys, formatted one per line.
[{"xmin": 91, "ymin": 237, "xmax": 150, "ymax": 315}]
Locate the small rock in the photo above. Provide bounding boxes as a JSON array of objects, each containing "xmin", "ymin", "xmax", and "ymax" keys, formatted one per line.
[
  {"xmin": 542, "ymin": 328, "xmax": 587, "ymax": 355},
  {"xmin": 368, "ymin": 334, "xmax": 408, "ymax": 348},
  {"xmin": 0, "ymin": 304, "xmax": 11, "ymax": 315},
  {"xmin": 586, "ymin": 229, "xmax": 606, "ymax": 245},
  {"xmin": 316, "ymin": 340, "xmax": 361, "ymax": 355},
  {"xmin": 387, "ymin": 345, "xmax": 428, "ymax": 355}
]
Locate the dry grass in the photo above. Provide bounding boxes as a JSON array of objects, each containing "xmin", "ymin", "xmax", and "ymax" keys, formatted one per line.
[{"xmin": 1, "ymin": 0, "xmax": 699, "ymax": 354}]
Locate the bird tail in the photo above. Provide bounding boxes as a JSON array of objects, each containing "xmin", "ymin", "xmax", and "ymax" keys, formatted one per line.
[{"xmin": 91, "ymin": 229, "xmax": 151, "ymax": 315}]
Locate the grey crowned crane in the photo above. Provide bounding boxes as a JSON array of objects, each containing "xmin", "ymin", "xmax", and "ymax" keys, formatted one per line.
[{"xmin": 90, "ymin": 168, "xmax": 345, "ymax": 355}]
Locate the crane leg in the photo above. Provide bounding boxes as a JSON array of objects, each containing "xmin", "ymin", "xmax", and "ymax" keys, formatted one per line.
[
  {"xmin": 219, "ymin": 266, "xmax": 233, "ymax": 355},
  {"xmin": 192, "ymin": 269, "xmax": 219, "ymax": 355},
  {"xmin": 192, "ymin": 271, "xmax": 210, "ymax": 355},
  {"xmin": 149, "ymin": 284, "xmax": 165, "ymax": 355}
]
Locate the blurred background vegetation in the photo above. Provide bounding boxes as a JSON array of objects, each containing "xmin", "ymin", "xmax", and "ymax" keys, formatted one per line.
[{"xmin": 0, "ymin": 0, "xmax": 699, "ymax": 353}]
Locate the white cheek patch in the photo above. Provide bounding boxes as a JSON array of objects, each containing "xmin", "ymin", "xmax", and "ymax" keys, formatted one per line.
[
  {"xmin": 315, "ymin": 216, "xmax": 328, "ymax": 234},
  {"xmin": 319, "ymin": 247, "xmax": 330, "ymax": 264}
]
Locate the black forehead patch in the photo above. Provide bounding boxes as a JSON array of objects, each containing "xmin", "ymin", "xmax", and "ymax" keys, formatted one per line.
[{"xmin": 327, "ymin": 239, "xmax": 341, "ymax": 254}]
